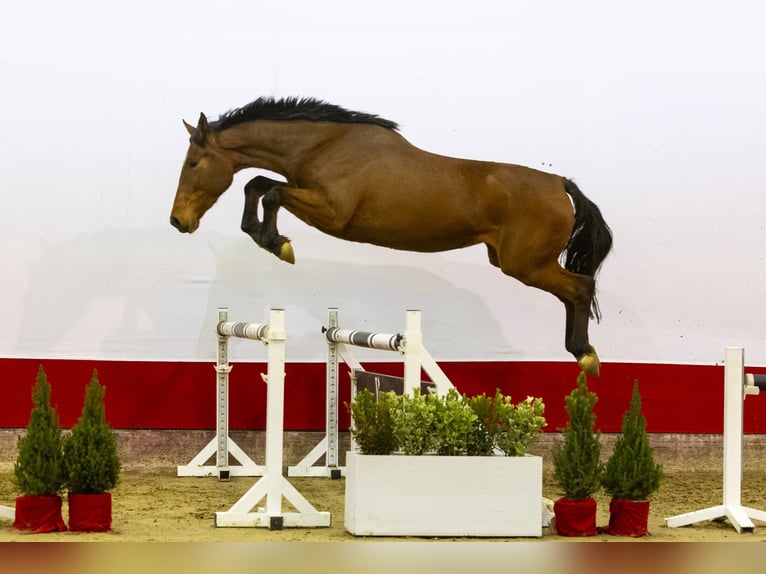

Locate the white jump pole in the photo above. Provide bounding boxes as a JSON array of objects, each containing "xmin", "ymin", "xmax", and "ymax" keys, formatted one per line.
[
  {"xmin": 0, "ymin": 506, "xmax": 13, "ymax": 521},
  {"xmin": 287, "ymin": 308, "xmax": 454, "ymax": 478},
  {"xmin": 665, "ymin": 347, "xmax": 766, "ymax": 533},
  {"xmin": 177, "ymin": 307, "xmax": 265, "ymax": 480},
  {"xmin": 215, "ymin": 308, "xmax": 330, "ymax": 529}
]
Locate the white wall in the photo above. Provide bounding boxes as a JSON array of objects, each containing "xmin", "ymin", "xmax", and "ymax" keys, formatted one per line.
[{"xmin": 2, "ymin": 1, "xmax": 765, "ymax": 365}]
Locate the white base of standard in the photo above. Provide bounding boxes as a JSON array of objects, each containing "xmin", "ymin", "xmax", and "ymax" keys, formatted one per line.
[
  {"xmin": 665, "ymin": 504, "xmax": 766, "ymax": 534},
  {"xmin": 176, "ymin": 435, "xmax": 264, "ymax": 480},
  {"xmin": 0, "ymin": 505, "xmax": 14, "ymax": 521},
  {"xmin": 215, "ymin": 472, "xmax": 331, "ymax": 528}
]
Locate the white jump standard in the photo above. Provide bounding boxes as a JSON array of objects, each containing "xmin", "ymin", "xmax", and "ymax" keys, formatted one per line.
[
  {"xmin": 287, "ymin": 308, "xmax": 454, "ymax": 478},
  {"xmin": 0, "ymin": 506, "xmax": 13, "ymax": 521},
  {"xmin": 177, "ymin": 308, "xmax": 266, "ymax": 480},
  {"xmin": 208, "ymin": 308, "xmax": 329, "ymax": 529},
  {"xmin": 665, "ymin": 347, "xmax": 766, "ymax": 533}
]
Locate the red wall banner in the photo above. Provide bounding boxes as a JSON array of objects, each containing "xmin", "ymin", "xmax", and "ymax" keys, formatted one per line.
[{"xmin": 3, "ymin": 358, "xmax": 765, "ymax": 433}]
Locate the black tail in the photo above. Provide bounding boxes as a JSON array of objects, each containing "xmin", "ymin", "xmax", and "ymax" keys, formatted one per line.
[{"xmin": 562, "ymin": 177, "xmax": 613, "ymax": 321}]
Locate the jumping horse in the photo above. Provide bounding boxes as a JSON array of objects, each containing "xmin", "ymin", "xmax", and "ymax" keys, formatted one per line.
[{"xmin": 170, "ymin": 97, "xmax": 612, "ymax": 376}]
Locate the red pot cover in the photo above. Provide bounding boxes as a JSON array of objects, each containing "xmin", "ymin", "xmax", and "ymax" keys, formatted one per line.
[
  {"xmin": 603, "ymin": 498, "xmax": 650, "ymax": 537},
  {"xmin": 13, "ymin": 495, "xmax": 67, "ymax": 533},
  {"xmin": 553, "ymin": 497, "xmax": 598, "ymax": 537},
  {"xmin": 68, "ymin": 493, "xmax": 112, "ymax": 532}
]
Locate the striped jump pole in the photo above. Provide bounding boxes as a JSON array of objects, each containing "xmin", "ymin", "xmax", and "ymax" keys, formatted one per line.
[{"xmin": 323, "ymin": 326, "xmax": 403, "ymax": 352}]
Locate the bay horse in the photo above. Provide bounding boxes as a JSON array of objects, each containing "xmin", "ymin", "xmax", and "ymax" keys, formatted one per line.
[{"xmin": 170, "ymin": 97, "xmax": 612, "ymax": 376}]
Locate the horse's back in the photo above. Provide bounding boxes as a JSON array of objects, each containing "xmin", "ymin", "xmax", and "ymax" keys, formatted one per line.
[{"xmin": 299, "ymin": 124, "xmax": 574, "ymax": 252}]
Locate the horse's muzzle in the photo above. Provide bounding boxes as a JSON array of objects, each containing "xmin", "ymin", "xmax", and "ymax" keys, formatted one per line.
[{"xmin": 170, "ymin": 216, "xmax": 190, "ymax": 233}]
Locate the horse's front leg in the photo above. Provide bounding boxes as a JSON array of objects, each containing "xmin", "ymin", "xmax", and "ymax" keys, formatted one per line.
[
  {"xmin": 241, "ymin": 175, "xmax": 285, "ymax": 238},
  {"xmin": 241, "ymin": 176, "xmax": 294, "ymax": 263},
  {"xmin": 260, "ymin": 186, "xmax": 295, "ymax": 264}
]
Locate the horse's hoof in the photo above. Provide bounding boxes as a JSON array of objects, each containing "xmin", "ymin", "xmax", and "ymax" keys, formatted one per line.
[
  {"xmin": 577, "ymin": 349, "xmax": 600, "ymax": 377},
  {"xmin": 279, "ymin": 241, "xmax": 295, "ymax": 264}
]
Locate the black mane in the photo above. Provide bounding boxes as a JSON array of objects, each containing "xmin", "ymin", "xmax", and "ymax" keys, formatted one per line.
[{"xmin": 214, "ymin": 97, "xmax": 399, "ymax": 131}]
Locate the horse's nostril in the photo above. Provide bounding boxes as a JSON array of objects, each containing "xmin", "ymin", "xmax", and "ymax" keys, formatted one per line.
[{"xmin": 170, "ymin": 216, "xmax": 185, "ymax": 232}]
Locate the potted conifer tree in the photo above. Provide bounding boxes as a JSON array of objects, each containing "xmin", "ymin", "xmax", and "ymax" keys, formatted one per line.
[
  {"xmin": 63, "ymin": 369, "xmax": 121, "ymax": 532},
  {"xmin": 551, "ymin": 371, "xmax": 603, "ymax": 537},
  {"xmin": 13, "ymin": 365, "xmax": 67, "ymax": 532},
  {"xmin": 601, "ymin": 380, "xmax": 663, "ymax": 537}
]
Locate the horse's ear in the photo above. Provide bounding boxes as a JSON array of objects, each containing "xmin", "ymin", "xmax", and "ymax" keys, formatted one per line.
[
  {"xmin": 186, "ymin": 113, "xmax": 210, "ymax": 146},
  {"xmin": 197, "ymin": 113, "xmax": 210, "ymax": 139}
]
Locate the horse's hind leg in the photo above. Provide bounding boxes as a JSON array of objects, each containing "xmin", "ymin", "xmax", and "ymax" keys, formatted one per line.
[
  {"xmin": 494, "ymin": 243, "xmax": 600, "ymax": 376},
  {"xmin": 240, "ymin": 176, "xmax": 294, "ymax": 264},
  {"xmin": 544, "ymin": 267, "xmax": 599, "ymax": 375},
  {"xmin": 538, "ymin": 267, "xmax": 599, "ymax": 375},
  {"xmin": 562, "ymin": 294, "xmax": 600, "ymax": 376}
]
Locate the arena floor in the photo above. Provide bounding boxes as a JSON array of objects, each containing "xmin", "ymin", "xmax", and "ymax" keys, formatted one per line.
[{"xmin": 1, "ymin": 431, "xmax": 765, "ymax": 543}]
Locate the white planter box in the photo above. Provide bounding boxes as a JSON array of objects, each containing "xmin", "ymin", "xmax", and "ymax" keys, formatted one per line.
[{"xmin": 344, "ymin": 451, "xmax": 543, "ymax": 537}]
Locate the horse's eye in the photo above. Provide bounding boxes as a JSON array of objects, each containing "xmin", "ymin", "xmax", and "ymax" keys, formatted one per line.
[{"xmin": 189, "ymin": 160, "xmax": 199, "ymax": 168}]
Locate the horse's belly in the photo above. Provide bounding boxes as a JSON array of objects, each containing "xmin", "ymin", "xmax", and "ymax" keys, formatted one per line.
[{"xmin": 339, "ymin": 218, "xmax": 479, "ymax": 253}]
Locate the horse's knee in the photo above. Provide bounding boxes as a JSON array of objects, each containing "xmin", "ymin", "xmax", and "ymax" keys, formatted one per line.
[
  {"xmin": 262, "ymin": 188, "xmax": 283, "ymax": 211},
  {"xmin": 245, "ymin": 175, "xmax": 277, "ymax": 195},
  {"xmin": 244, "ymin": 178, "xmax": 258, "ymax": 196}
]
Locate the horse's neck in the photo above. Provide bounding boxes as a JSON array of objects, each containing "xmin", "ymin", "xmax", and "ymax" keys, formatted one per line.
[{"xmin": 217, "ymin": 121, "xmax": 344, "ymax": 176}]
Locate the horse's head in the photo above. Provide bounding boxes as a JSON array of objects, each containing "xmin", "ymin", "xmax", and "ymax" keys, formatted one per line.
[{"xmin": 169, "ymin": 113, "xmax": 235, "ymax": 233}]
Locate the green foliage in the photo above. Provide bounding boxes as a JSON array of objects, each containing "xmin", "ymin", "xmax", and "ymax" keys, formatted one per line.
[
  {"xmin": 14, "ymin": 365, "xmax": 66, "ymax": 496},
  {"xmin": 495, "ymin": 396, "xmax": 547, "ymax": 456},
  {"xmin": 602, "ymin": 380, "xmax": 663, "ymax": 500},
  {"xmin": 432, "ymin": 388, "xmax": 477, "ymax": 455},
  {"xmin": 391, "ymin": 388, "xmax": 438, "ymax": 455},
  {"xmin": 349, "ymin": 386, "xmax": 546, "ymax": 457},
  {"xmin": 552, "ymin": 372, "xmax": 604, "ymax": 500},
  {"xmin": 63, "ymin": 370, "xmax": 121, "ymax": 494},
  {"xmin": 347, "ymin": 389, "xmax": 399, "ymax": 455},
  {"xmin": 466, "ymin": 393, "xmax": 497, "ymax": 455},
  {"xmin": 467, "ymin": 391, "xmax": 547, "ymax": 456}
]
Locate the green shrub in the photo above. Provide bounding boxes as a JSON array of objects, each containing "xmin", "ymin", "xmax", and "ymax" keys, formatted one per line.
[
  {"xmin": 63, "ymin": 370, "xmax": 121, "ymax": 494},
  {"xmin": 495, "ymin": 396, "xmax": 547, "ymax": 456},
  {"xmin": 602, "ymin": 380, "xmax": 663, "ymax": 500},
  {"xmin": 14, "ymin": 365, "xmax": 66, "ymax": 496},
  {"xmin": 347, "ymin": 388, "xmax": 399, "ymax": 455},
  {"xmin": 349, "ymin": 386, "xmax": 546, "ymax": 456},
  {"xmin": 432, "ymin": 388, "xmax": 477, "ymax": 455},
  {"xmin": 552, "ymin": 372, "xmax": 604, "ymax": 500},
  {"xmin": 466, "ymin": 393, "xmax": 498, "ymax": 456},
  {"xmin": 391, "ymin": 388, "xmax": 438, "ymax": 455},
  {"xmin": 467, "ymin": 391, "xmax": 547, "ymax": 456}
]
